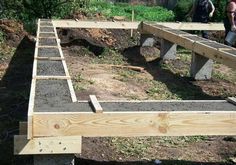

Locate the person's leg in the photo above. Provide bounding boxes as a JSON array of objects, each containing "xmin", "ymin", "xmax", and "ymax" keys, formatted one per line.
[{"xmin": 202, "ymin": 30, "xmax": 208, "ymax": 39}]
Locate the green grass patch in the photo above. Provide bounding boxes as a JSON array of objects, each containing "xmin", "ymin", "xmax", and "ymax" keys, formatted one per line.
[{"xmin": 86, "ymin": 1, "xmax": 175, "ymax": 21}]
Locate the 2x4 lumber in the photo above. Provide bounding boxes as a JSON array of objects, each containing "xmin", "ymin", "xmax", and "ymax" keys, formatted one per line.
[
  {"xmin": 27, "ymin": 18, "xmax": 41, "ymax": 139},
  {"xmin": 52, "ymin": 20, "xmax": 140, "ymax": 29},
  {"xmin": 33, "ymin": 111, "xmax": 236, "ymax": 137},
  {"xmin": 152, "ymin": 22, "xmax": 224, "ymax": 31},
  {"xmin": 227, "ymin": 97, "xmax": 236, "ymax": 105},
  {"xmin": 142, "ymin": 23, "xmax": 236, "ymax": 69},
  {"xmin": 35, "ymin": 57, "xmax": 65, "ymax": 60},
  {"xmin": 33, "ymin": 76, "xmax": 71, "ymax": 80},
  {"xmin": 14, "ymin": 135, "xmax": 82, "ymax": 155},
  {"xmin": 89, "ymin": 95, "xmax": 103, "ymax": 113}
]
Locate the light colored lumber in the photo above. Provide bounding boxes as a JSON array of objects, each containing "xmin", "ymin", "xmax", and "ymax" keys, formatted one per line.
[
  {"xmin": 227, "ymin": 97, "xmax": 236, "ymax": 105},
  {"xmin": 152, "ymin": 22, "xmax": 224, "ymax": 31},
  {"xmin": 14, "ymin": 135, "xmax": 82, "ymax": 155},
  {"xmin": 89, "ymin": 95, "xmax": 103, "ymax": 113},
  {"xmin": 19, "ymin": 122, "xmax": 27, "ymax": 135},
  {"xmin": 67, "ymin": 79, "xmax": 77, "ymax": 102},
  {"xmin": 96, "ymin": 64, "xmax": 145, "ymax": 72},
  {"xmin": 33, "ymin": 111, "xmax": 236, "ymax": 137},
  {"xmin": 35, "ymin": 57, "xmax": 65, "ymax": 60},
  {"xmin": 33, "ymin": 76, "xmax": 71, "ymax": 80},
  {"xmin": 52, "ymin": 20, "xmax": 140, "ymax": 29},
  {"xmin": 142, "ymin": 23, "xmax": 236, "ymax": 69}
]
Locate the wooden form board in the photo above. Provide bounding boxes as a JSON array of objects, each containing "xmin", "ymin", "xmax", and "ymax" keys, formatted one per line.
[
  {"xmin": 150, "ymin": 22, "xmax": 224, "ymax": 31},
  {"xmin": 33, "ymin": 111, "xmax": 236, "ymax": 137},
  {"xmin": 14, "ymin": 135, "xmax": 82, "ymax": 155},
  {"xmin": 24, "ymin": 19, "xmax": 236, "ymax": 141},
  {"xmin": 27, "ymin": 19, "xmax": 77, "ymax": 139},
  {"xmin": 142, "ymin": 23, "xmax": 236, "ymax": 69},
  {"xmin": 52, "ymin": 20, "xmax": 140, "ymax": 29}
]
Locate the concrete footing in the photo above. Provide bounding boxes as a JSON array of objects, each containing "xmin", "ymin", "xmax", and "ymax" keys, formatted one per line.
[
  {"xmin": 160, "ymin": 39, "xmax": 177, "ymax": 59},
  {"xmin": 190, "ymin": 52, "xmax": 213, "ymax": 80},
  {"xmin": 140, "ymin": 33, "xmax": 155, "ymax": 47},
  {"xmin": 34, "ymin": 155, "xmax": 75, "ymax": 165}
]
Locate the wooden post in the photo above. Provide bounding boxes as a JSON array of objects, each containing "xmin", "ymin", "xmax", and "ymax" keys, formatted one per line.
[{"xmin": 131, "ymin": 9, "xmax": 134, "ymax": 37}]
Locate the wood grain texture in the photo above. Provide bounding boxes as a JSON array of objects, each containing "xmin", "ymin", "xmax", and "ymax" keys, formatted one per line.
[
  {"xmin": 33, "ymin": 111, "xmax": 236, "ymax": 137},
  {"xmin": 52, "ymin": 20, "xmax": 140, "ymax": 29},
  {"xmin": 152, "ymin": 22, "xmax": 224, "ymax": 31},
  {"xmin": 142, "ymin": 23, "xmax": 236, "ymax": 69},
  {"xmin": 14, "ymin": 135, "xmax": 82, "ymax": 155},
  {"xmin": 89, "ymin": 95, "xmax": 103, "ymax": 113}
]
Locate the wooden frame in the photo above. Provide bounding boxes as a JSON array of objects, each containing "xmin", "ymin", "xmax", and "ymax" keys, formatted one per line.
[
  {"xmin": 142, "ymin": 23, "xmax": 236, "ymax": 69},
  {"xmin": 14, "ymin": 19, "xmax": 236, "ymax": 156}
]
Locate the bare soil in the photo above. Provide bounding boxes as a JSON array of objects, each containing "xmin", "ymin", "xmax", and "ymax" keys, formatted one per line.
[{"xmin": 61, "ymin": 27, "xmax": 236, "ymax": 164}]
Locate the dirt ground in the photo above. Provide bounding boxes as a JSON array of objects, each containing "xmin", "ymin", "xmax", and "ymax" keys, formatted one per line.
[
  {"xmin": 60, "ymin": 27, "xmax": 236, "ymax": 164},
  {"xmin": 0, "ymin": 19, "xmax": 236, "ymax": 165}
]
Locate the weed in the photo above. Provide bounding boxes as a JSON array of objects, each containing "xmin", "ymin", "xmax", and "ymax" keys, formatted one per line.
[{"xmin": 73, "ymin": 73, "xmax": 95, "ymax": 92}]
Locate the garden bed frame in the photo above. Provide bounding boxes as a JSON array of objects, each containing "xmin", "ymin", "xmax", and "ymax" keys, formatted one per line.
[{"xmin": 14, "ymin": 19, "xmax": 236, "ymax": 158}]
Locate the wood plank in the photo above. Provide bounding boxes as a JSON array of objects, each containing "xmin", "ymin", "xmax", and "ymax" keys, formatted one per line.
[
  {"xmin": 151, "ymin": 22, "xmax": 224, "ymax": 31},
  {"xmin": 33, "ymin": 76, "xmax": 71, "ymax": 80},
  {"xmin": 227, "ymin": 97, "xmax": 236, "ymax": 105},
  {"xmin": 33, "ymin": 111, "xmax": 236, "ymax": 137},
  {"xmin": 14, "ymin": 135, "xmax": 82, "ymax": 155},
  {"xmin": 35, "ymin": 57, "xmax": 65, "ymax": 60},
  {"xmin": 52, "ymin": 20, "xmax": 140, "ymax": 29},
  {"xmin": 67, "ymin": 79, "xmax": 77, "ymax": 102},
  {"xmin": 142, "ymin": 23, "xmax": 236, "ymax": 69},
  {"xmin": 89, "ymin": 95, "xmax": 103, "ymax": 113}
]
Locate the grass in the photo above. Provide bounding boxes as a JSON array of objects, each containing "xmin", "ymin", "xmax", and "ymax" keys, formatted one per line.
[
  {"xmin": 73, "ymin": 73, "xmax": 95, "ymax": 91},
  {"xmin": 93, "ymin": 48, "xmax": 127, "ymax": 65},
  {"xmin": 110, "ymin": 136, "xmax": 208, "ymax": 159},
  {"xmin": 84, "ymin": 1, "xmax": 175, "ymax": 21}
]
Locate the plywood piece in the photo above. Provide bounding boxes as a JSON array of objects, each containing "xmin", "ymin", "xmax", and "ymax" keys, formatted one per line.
[
  {"xmin": 89, "ymin": 95, "xmax": 103, "ymax": 113},
  {"xmin": 52, "ymin": 20, "xmax": 140, "ymax": 29},
  {"xmin": 14, "ymin": 135, "xmax": 82, "ymax": 155},
  {"xmin": 33, "ymin": 111, "xmax": 236, "ymax": 137}
]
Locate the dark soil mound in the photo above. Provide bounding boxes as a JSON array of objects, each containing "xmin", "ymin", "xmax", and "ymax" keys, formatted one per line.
[{"xmin": 0, "ymin": 19, "xmax": 28, "ymax": 47}]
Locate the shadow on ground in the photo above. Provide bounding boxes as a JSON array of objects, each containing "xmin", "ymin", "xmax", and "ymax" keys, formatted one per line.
[
  {"xmin": 0, "ymin": 36, "xmax": 34, "ymax": 164},
  {"xmin": 122, "ymin": 46, "xmax": 222, "ymax": 100}
]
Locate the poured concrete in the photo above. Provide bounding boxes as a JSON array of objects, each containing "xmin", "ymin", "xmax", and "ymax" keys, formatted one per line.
[
  {"xmin": 38, "ymin": 48, "xmax": 60, "ymax": 57},
  {"xmin": 190, "ymin": 52, "xmax": 213, "ymax": 80},
  {"xmin": 37, "ymin": 60, "xmax": 65, "ymax": 76},
  {"xmin": 40, "ymin": 27, "xmax": 54, "ymax": 33},
  {"xmin": 34, "ymin": 101, "xmax": 236, "ymax": 112},
  {"xmin": 39, "ymin": 38, "xmax": 57, "ymax": 46},
  {"xmin": 160, "ymin": 39, "xmax": 177, "ymax": 59},
  {"xmin": 34, "ymin": 80, "xmax": 71, "ymax": 108}
]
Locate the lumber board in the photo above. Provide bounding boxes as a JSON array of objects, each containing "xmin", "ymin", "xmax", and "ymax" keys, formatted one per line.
[
  {"xmin": 33, "ymin": 111, "xmax": 236, "ymax": 137},
  {"xmin": 152, "ymin": 22, "xmax": 224, "ymax": 31},
  {"xmin": 142, "ymin": 23, "xmax": 236, "ymax": 69},
  {"xmin": 35, "ymin": 57, "xmax": 65, "ymax": 60},
  {"xmin": 52, "ymin": 20, "xmax": 140, "ymax": 29},
  {"xmin": 33, "ymin": 76, "xmax": 71, "ymax": 80},
  {"xmin": 14, "ymin": 135, "xmax": 82, "ymax": 155},
  {"xmin": 89, "ymin": 95, "xmax": 103, "ymax": 113},
  {"xmin": 227, "ymin": 97, "xmax": 236, "ymax": 105},
  {"xmin": 67, "ymin": 79, "xmax": 77, "ymax": 102}
]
